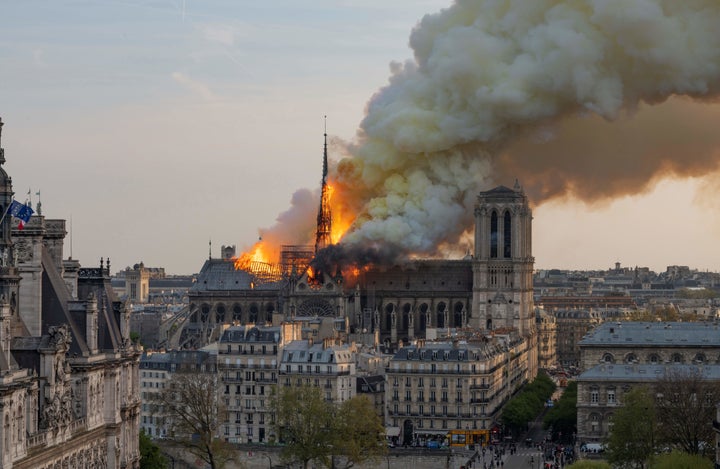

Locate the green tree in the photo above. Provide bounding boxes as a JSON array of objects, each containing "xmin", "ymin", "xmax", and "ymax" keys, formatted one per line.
[
  {"xmin": 649, "ymin": 450, "xmax": 713, "ymax": 469},
  {"xmin": 565, "ymin": 461, "xmax": 611, "ymax": 469},
  {"xmin": 139, "ymin": 430, "xmax": 167, "ymax": 469},
  {"xmin": 153, "ymin": 373, "xmax": 233, "ymax": 469},
  {"xmin": 544, "ymin": 381, "xmax": 576, "ymax": 443},
  {"xmin": 334, "ymin": 395, "xmax": 387, "ymax": 468},
  {"xmin": 606, "ymin": 386, "xmax": 658, "ymax": 469},
  {"xmin": 271, "ymin": 384, "xmax": 335, "ymax": 469},
  {"xmin": 654, "ymin": 368, "xmax": 720, "ymax": 457},
  {"xmin": 501, "ymin": 372, "xmax": 556, "ymax": 436}
]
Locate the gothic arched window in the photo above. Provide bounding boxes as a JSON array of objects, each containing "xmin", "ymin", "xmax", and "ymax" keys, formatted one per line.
[
  {"xmin": 503, "ymin": 210, "xmax": 512, "ymax": 258},
  {"xmin": 490, "ymin": 211, "xmax": 498, "ymax": 258}
]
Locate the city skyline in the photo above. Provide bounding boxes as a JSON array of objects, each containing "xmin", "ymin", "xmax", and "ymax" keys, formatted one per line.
[{"xmin": 2, "ymin": 1, "xmax": 720, "ymax": 275}]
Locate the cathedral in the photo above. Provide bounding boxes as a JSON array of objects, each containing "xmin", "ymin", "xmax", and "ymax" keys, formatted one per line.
[
  {"xmin": 0, "ymin": 118, "xmax": 141, "ymax": 469},
  {"xmin": 169, "ymin": 133, "xmax": 537, "ymax": 380}
]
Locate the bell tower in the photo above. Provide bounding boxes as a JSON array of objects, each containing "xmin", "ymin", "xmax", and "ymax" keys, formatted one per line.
[{"xmin": 471, "ymin": 181, "xmax": 534, "ymax": 336}]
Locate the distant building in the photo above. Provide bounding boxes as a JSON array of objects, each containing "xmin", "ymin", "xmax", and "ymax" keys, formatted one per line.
[
  {"xmin": 139, "ymin": 350, "xmax": 216, "ymax": 438},
  {"xmin": 125, "ymin": 262, "xmax": 151, "ymax": 303},
  {"xmin": 217, "ymin": 324, "xmax": 296, "ymax": 444},
  {"xmin": 279, "ymin": 338, "xmax": 357, "ymax": 404},
  {"xmin": 536, "ymin": 307, "xmax": 557, "ymax": 370},
  {"xmin": 576, "ymin": 322, "xmax": 720, "ymax": 445}
]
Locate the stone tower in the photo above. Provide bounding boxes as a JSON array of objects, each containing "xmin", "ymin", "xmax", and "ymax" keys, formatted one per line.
[
  {"xmin": 471, "ymin": 182, "xmax": 534, "ymax": 335},
  {"xmin": 0, "ymin": 118, "xmax": 22, "ymax": 320}
]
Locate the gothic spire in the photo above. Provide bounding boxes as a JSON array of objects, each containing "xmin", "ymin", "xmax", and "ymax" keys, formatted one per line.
[{"xmin": 315, "ymin": 116, "xmax": 332, "ymax": 254}]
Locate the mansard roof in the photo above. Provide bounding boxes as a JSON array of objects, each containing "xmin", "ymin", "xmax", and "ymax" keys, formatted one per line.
[
  {"xmin": 578, "ymin": 363, "xmax": 720, "ymax": 382},
  {"xmin": 580, "ymin": 321, "xmax": 720, "ymax": 348},
  {"xmin": 281, "ymin": 340, "xmax": 354, "ymax": 364},
  {"xmin": 219, "ymin": 325, "xmax": 281, "ymax": 343}
]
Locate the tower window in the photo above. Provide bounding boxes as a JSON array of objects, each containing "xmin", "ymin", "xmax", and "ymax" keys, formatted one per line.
[
  {"xmin": 490, "ymin": 211, "xmax": 498, "ymax": 258},
  {"xmin": 503, "ymin": 211, "xmax": 512, "ymax": 258}
]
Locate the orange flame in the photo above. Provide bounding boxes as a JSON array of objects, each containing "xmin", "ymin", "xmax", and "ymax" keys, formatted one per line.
[
  {"xmin": 327, "ymin": 182, "xmax": 354, "ymax": 244},
  {"xmin": 234, "ymin": 242, "xmax": 271, "ymax": 271}
]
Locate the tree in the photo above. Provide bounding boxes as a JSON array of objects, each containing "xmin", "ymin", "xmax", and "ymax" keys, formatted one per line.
[
  {"xmin": 501, "ymin": 372, "xmax": 556, "ymax": 435},
  {"xmin": 654, "ymin": 368, "xmax": 720, "ymax": 457},
  {"xmin": 153, "ymin": 373, "xmax": 233, "ymax": 469},
  {"xmin": 544, "ymin": 381, "xmax": 576, "ymax": 443},
  {"xmin": 334, "ymin": 395, "xmax": 387, "ymax": 468},
  {"xmin": 139, "ymin": 430, "xmax": 167, "ymax": 469},
  {"xmin": 271, "ymin": 384, "xmax": 335, "ymax": 469},
  {"xmin": 566, "ymin": 461, "xmax": 611, "ymax": 469},
  {"xmin": 650, "ymin": 450, "xmax": 713, "ymax": 469},
  {"xmin": 605, "ymin": 386, "xmax": 658, "ymax": 469}
]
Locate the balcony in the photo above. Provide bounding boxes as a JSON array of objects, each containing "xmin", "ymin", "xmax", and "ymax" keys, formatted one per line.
[{"xmin": 470, "ymin": 383, "xmax": 490, "ymax": 389}]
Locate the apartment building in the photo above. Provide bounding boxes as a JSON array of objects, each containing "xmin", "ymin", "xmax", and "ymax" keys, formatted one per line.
[{"xmin": 386, "ymin": 335, "xmax": 531, "ymax": 446}]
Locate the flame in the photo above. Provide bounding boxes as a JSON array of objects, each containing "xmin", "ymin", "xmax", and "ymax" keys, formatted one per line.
[
  {"xmin": 327, "ymin": 182, "xmax": 355, "ymax": 244},
  {"xmin": 234, "ymin": 242, "xmax": 271, "ymax": 270}
]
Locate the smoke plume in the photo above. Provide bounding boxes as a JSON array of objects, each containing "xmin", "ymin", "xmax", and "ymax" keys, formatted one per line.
[
  {"xmin": 250, "ymin": 0, "xmax": 720, "ymax": 265},
  {"xmin": 331, "ymin": 0, "xmax": 720, "ymax": 257}
]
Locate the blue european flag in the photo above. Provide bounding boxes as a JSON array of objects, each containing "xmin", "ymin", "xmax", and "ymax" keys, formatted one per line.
[{"xmin": 8, "ymin": 200, "xmax": 34, "ymax": 223}]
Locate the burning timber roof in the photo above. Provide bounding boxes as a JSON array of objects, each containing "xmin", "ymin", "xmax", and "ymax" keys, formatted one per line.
[{"xmin": 190, "ymin": 258, "xmax": 286, "ymax": 292}]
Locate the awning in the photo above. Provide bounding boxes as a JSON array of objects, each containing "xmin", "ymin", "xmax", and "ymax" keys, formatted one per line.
[
  {"xmin": 385, "ymin": 427, "xmax": 401, "ymax": 437},
  {"xmin": 415, "ymin": 429, "xmax": 448, "ymax": 435}
]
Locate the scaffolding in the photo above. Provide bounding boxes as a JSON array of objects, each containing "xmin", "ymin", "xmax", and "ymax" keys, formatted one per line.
[{"xmin": 280, "ymin": 245, "xmax": 314, "ymax": 276}]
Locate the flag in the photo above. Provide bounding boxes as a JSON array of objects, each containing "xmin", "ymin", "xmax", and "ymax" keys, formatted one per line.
[{"xmin": 8, "ymin": 200, "xmax": 34, "ymax": 229}]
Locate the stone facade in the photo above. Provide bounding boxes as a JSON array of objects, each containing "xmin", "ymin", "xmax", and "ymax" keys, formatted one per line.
[
  {"xmin": 170, "ymin": 183, "xmax": 538, "ymax": 374},
  {"xmin": 385, "ymin": 335, "xmax": 531, "ymax": 446},
  {"xmin": 576, "ymin": 321, "xmax": 720, "ymax": 445},
  {"xmin": 0, "ymin": 117, "xmax": 141, "ymax": 469}
]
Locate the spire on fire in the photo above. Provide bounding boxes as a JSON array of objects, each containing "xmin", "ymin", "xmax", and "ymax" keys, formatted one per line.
[{"xmin": 315, "ymin": 116, "xmax": 332, "ymax": 254}]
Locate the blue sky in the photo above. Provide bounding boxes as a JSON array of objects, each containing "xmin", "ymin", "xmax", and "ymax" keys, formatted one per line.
[{"xmin": 1, "ymin": 0, "xmax": 718, "ymax": 274}]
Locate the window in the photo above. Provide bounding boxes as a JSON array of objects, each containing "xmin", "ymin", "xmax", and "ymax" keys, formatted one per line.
[
  {"xmin": 607, "ymin": 389, "xmax": 616, "ymax": 405},
  {"xmin": 590, "ymin": 388, "xmax": 599, "ymax": 404}
]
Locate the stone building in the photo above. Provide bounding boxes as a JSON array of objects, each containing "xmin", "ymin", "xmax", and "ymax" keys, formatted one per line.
[
  {"xmin": 217, "ymin": 324, "xmax": 297, "ymax": 444},
  {"xmin": 139, "ymin": 350, "xmax": 215, "ymax": 438},
  {"xmin": 536, "ymin": 307, "xmax": 557, "ymax": 370},
  {"xmin": 385, "ymin": 334, "xmax": 531, "ymax": 446},
  {"xmin": 124, "ymin": 262, "xmax": 150, "ymax": 304},
  {"xmin": 167, "ymin": 177, "xmax": 538, "ymax": 379},
  {"xmin": 0, "ymin": 117, "xmax": 141, "ymax": 469},
  {"xmin": 278, "ymin": 338, "xmax": 357, "ymax": 404},
  {"xmin": 576, "ymin": 321, "xmax": 720, "ymax": 445}
]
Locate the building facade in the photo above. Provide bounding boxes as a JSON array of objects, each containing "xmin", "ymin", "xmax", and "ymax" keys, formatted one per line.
[
  {"xmin": 386, "ymin": 335, "xmax": 531, "ymax": 446},
  {"xmin": 170, "ymin": 182, "xmax": 538, "ymax": 377},
  {"xmin": 576, "ymin": 321, "xmax": 720, "ymax": 445},
  {"xmin": 0, "ymin": 117, "xmax": 141, "ymax": 469}
]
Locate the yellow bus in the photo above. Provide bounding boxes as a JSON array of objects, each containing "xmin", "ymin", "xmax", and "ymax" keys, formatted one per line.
[{"xmin": 447, "ymin": 429, "xmax": 490, "ymax": 447}]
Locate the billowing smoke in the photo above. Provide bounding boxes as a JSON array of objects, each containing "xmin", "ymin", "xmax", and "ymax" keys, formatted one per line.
[
  {"xmin": 251, "ymin": 0, "xmax": 720, "ymax": 266},
  {"xmin": 331, "ymin": 0, "xmax": 720, "ymax": 258}
]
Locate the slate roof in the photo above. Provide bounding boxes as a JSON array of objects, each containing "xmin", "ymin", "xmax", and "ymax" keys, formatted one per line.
[
  {"xmin": 219, "ymin": 325, "xmax": 281, "ymax": 343},
  {"xmin": 578, "ymin": 363, "xmax": 720, "ymax": 381},
  {"xmin": 580, "ymin": 321, "xmax": 720, "ymax": 347}
]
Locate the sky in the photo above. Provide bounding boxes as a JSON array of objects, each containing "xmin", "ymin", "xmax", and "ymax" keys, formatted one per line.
[{"xmin": 1, "ymin": 0, "xmax": 719, "ymax": 275}]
